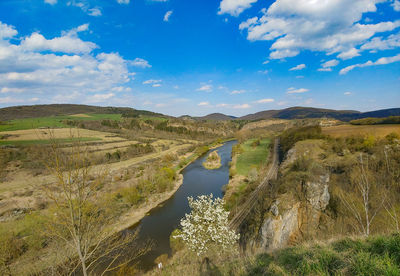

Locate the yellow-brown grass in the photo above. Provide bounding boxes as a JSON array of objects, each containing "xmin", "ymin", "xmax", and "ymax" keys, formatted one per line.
[
  {"xmin": 69, "ymin": 113, "xmax": 93, "ymax": 118},
  {"xmin": 322, "ymin": 124, "xmax": 400, "ymax": 138},
  {"xmin": 0, "ymin": 128, "xmax": 124, "ymax": 142}
]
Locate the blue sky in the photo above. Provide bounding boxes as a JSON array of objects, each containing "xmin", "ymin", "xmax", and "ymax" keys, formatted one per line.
[{"xmin": 0, "ymin": 0, "xmax": 399, "ymax": 116}]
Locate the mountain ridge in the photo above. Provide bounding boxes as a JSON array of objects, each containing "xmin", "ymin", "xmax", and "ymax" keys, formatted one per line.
[{"xmin": 1, "ymin": 104, "xmax": 399, "ymax": 122}]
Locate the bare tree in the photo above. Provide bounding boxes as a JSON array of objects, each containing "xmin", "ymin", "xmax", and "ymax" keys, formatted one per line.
[
  {"xmin": 340, "ymin": 153, "xmax": 385, "ymax": 236},
  {"xmin": 42, "ymin": 134, "xmax": 148, "ymax": 275}
]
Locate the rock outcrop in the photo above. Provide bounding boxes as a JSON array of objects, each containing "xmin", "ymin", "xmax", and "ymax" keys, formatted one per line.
[{"xmin": 253, "ymin": 141, "xmax": 331, "ymax": 251}]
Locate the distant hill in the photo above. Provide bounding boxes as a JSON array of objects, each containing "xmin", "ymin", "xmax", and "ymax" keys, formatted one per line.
[
  {"xmin": 195, "ymin": 113, "xmax": 237, "ymax": 121},
  {"xmin": 0, "ymin": 104, "xmax": 166, "ymax": 121},
  {"xmin": 238, "ymin": 107, "xmax": 400, "ymax": 121}
]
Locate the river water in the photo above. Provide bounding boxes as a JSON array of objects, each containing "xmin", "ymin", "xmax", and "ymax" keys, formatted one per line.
[{"xmin": 129, "ymin": 140, "xmax": 237, "ymax": 270}]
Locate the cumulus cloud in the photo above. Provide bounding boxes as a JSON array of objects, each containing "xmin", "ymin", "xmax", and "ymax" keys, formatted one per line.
[
  {"xmin": 361, "ymin": 32, "xmax": 400, "ymax": 51},
  {"xmin": 256, "ymin": 98, "xmax": 274, "ymax": 103},
  {"xmin": 164, "ymin": 10, "xmax": 173, "ymax": 22},
  {"xmin": 339, "ymin": 53, "xmax": 400, "ymax": 74},
  {"xmin": 238, "ymin": 0, "xmax": 400, "ymax": 60},
  {"xmin": 218, "ymin": 0, "xmax": 258, "ymax": 16},
  {"xmin": 131, "ymin": 58, "xmax": 152, "ymax": 68},
  {"xmin": 20, "ymin": 24, "xmax": 97, "ymax": 54},
  {"xmin": 287, "ymin": 87, "xmax": 309, "ymax": 94},
  {"xmin": 143, "ymin": 79, "xmax": 162, "ymax": 86},
  {"xmin": 289, "ymin": 64, "xmax": 306, "ymax": 71},
  {"xmin": 196, "ymin": 84, "xmax": 213, "ymax": 92},
  {"xmin": 0, "ymin": 21, "xmax": 134, "ymax": 106},
  {"xmin": 318, "ymin": 59, "xmax": 339, "ymax": 71}
]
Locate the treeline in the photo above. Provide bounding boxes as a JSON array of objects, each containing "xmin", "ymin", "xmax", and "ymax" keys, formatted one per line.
[
  {"xmin": 350, "ymin": 116, "xmax": 400, "ymax": 125},
  {"xmin": 280, "ymin": 125, "xmax": 325, "ymax": 154}
]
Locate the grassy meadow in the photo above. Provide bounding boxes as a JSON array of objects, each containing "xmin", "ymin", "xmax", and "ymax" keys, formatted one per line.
[
  {"xmin": 0, "ymin": 113, "xmax": 122, "ymax": 132},
  {"xmin": 236, "ymin": 138, "xmax": 270, "ymax": 176}
]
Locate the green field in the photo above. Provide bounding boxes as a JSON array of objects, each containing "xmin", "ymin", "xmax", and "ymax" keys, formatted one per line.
[
  {"xmin": 0, "ymin": 137, "xmax": 101, "ymax": 146},
  {"xmin": 236, "ymin": 138, "xmax": 270, "ymax": 176},
  {"xmin": 0, "ymin": 114, "xmax": 122, "ymax": 132}
]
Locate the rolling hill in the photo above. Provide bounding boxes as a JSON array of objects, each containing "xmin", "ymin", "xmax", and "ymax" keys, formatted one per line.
[
  {"xmin": 0, "ymin": 104, "xmax": 166, "ymax": 121},
  {"xmin": 238, "ymin": 107, "xmax": 400, "ymax": 121}
]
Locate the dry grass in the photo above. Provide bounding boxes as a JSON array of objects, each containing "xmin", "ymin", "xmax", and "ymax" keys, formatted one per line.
[
  {"xmin": 322, "ymin": 124, "xmax": 400, "ymax": 138},
  {"xmin": 69, "ymin": 113, "xmax": 93, "ymax": 118},
  {"xmin": 0, "ymin": 128, "xmax": 124, "ymax": 142}
]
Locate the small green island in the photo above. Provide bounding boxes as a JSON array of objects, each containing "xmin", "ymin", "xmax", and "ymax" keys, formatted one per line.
[{"xmin": 203, "ymin": 150, "xmax": 222, "ymax": 170}]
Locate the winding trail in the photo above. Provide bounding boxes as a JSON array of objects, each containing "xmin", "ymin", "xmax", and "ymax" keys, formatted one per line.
[{"xmin": 229, "ymin": 138, "xmax": 280, "ymax": 230}]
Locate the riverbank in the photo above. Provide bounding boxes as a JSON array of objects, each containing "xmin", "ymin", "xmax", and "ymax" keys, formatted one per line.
[{"xmin": 111, "ymin": 173, "xmax": 184, "ymax": 234}]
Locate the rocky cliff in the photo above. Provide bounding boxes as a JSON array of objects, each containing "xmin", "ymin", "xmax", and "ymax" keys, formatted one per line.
[{"xmin": 253, "ymin": 140, "xmax": 332, "ymax": 251}]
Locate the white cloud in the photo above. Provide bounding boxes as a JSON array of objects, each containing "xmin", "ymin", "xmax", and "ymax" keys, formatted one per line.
[
  {"xmin": 21, "ymin": 25, "xmax": 97, "ymax": 54},
  {"xmin": 44, "ymin": 0, "xmax": 57, "ymax": 5},
  {"xmin": 393, "ymin": 0, "xmax": 400, "ymax": 11},
  {"xmin": 0, "ymin": 22, "xmax": 18, "ymax": 39},
  {"xmin": 164, "ymin": 10, "xmax": 173, "ymax": 22},
  {"xmin": 233, "ymin": 103, "xmax": 251, "ymax": 109},
  {"xmin": 131, "ymin": 58, "xmax": 152, "ymax": 68},
  {"xmin": 239, "ymin": 0, "xmax": 400, "ymax": 60},
  {"xmin": 117, "ymin": 0, "xmax": 130, "ymax": 4},
  {"xmin": 216, "ymin": 103, "xmax": 229, "ymax": 107},
  {"xmin": 289, "ymin": 63, "xmax": 306, "ymax": 71},
  {"xmin": 318, "ymin": 59, "xmax": 339, "ymax": 71},
  {"xmin": 337, "ymin": 48, "xmax": 360, "ymax": 60},
  {"xmin": 256, "ymin": 98, "xmax": 274, "ymax": 103},
  {"xmin": 218, "ymin": 0, "xmax": 258, "ymax": 16},
  {"xmin": 152, "ymin": 83, "xmax": 162, "ymax": 87},
  {"xmin": 340, "ymin": 53, "xmax": 400, "ymax": 74},
  {"xmin": 68, "ymin": 1, "xmax": 102, "ymax": 16},
  {"xmin": 88, "ymin": 7, "xmax": 102, "ymax": 17},
  {"xmin": 361, "ymin": 32, "xmax": 400, "ymax": 51},
  {"xmin": 344, "ymin": 91, "xmax": 352, "ymax": 95},
  {"xmin": 1, "ymin": 87, "xmax": 25, "ymax": 93},
  {"xmin": 143, "ymin": 79, "xmax": 162, "ymax": 85},
  {"xmin": 198, "ymin": 101, "xmax": 210, "ymax": 106},
  {"xmin": 287, "ymin": 87, "xmax": 309, "ymax": 94},
  {"xmin": 87, "ymin": 93, "xmax": 115, "ymax": 103},
  {"xmin": 231, "ymin": 89, "xmax": 246, "ymax": 94},
  {"xmin": 196, "ymin": 84, "xmax": 213, "ymax": 92},
  {"xmin": 262, "ymin": 60, "xmax": 270, "ymax": 64},
  {"xmin": 0, "ymin": 22, "xmax": 134, "ymax": 106}
]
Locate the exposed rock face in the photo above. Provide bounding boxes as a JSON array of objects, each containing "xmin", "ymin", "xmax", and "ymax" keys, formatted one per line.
[
  {"xmin": 259, "ymin": 202, "xmax": 300, "ymax": 250},
  {"xmin": 304, "ymin": 174, "xmax": 330, "ymax": 211},
  {"xmin": 254, "ymin": 143, "xmax": 331, "ymax": 251}
]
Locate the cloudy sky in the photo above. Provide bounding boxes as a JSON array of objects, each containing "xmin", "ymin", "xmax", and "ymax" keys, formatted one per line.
[{"xmin": 0, "ymin": 0, "xmax": 399, "ymax": 116}]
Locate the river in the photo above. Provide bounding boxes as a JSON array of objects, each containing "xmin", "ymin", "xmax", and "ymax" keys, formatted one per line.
[{"xmin": 128, "ymin": 140, "xmax": 237, "ymax": 270}]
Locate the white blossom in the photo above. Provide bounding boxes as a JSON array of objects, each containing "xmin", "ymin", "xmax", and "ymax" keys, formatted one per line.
[{"xmin": 174, "ymin": 194, "xmax": 240, "ymax": 256}]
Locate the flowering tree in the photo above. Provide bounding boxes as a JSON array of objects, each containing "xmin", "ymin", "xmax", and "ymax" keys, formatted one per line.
[{"xmin": 175, "ymin": 194, "xmax": 239, "ymax": 256}]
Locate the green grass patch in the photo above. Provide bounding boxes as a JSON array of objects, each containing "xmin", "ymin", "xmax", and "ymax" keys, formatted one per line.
[
  {"xmin": 245, "ymin": 234, "xmax": 400, "ymax": 276},
  {"xmin": 139, "ymin": 115, "xmax": 168, "ymax": 122},
  {"xmin": 0, "ymin": 114, "xmax": 122, "ymax": 132},
  {"xmin": 0, "ymin": 137, "xmax": 100, "ymax": 146},
  {"xmin": 236, "ymin": 138, "xmax": 270, "ymax": 176}
]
